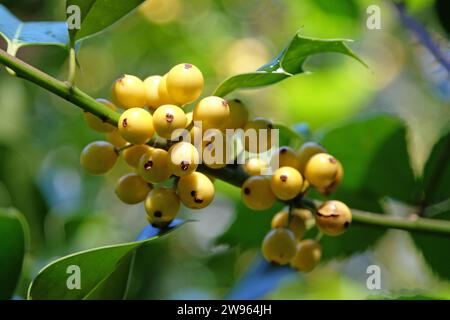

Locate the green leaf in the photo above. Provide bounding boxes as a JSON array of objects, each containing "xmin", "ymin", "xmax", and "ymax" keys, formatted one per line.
[
  {"xmin": 0, "ymin": 208, "xmax": 28, "ymax": 300},
  {"xmin": 421, "ymin": 129, "xmax": 450, "ymax": 206},
  {"xmin": 66, "ymin": 0, "xmax": 145, "ymax": 45},
  {"xmin": 318, "ymin": 113, "xmax": 420, "ymax": 208},
  {"xmin": 213, "ymin": 32, "xmax": 366, "ymax": 97},
  {"xmin": 28, "ymin": 220, "xmax": 186, "ymax": 300},
  {"xmin": 412, "ymin": 211, "xmax": 450, "ymax": 281},
  {"xmin": 217, "ymin": 201, "xmax": 284, "ymax": 249},
  {"xmin": 0, "ymin": 5, "xmax": 68, "ymax": 53}
]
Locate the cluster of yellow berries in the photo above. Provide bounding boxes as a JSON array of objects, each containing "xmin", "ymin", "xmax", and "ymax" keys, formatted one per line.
[
  {"xmin": 79, "ymin": 62, "xmax": 352, "ymax": 273},
  {"xmin": 242, "ymin": 142, "xmax": 352, "ymax": 272}
]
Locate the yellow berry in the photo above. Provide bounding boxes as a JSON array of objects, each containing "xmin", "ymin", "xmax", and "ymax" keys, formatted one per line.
[
  {"xmin": 244, "ymin": 157, "xmax": 269, "ymax": 176},
  {"xmin": 137, "ymin": 148, "xmax": 172, "ymax": 183},
  {"xmin": 112, "ymin": 74, "xmax": 146, "ymax": 108},
  {"xmin": 143, "ymin": 75, "xmax": 163, "ymax": 109},
  {"xmin": 193, "ymin": 96, "xmax": 230, "ymax": 126},
  {"xmin": 297, "ymin": 142, "xmax": 327, "ymax": 174},
  {"xmin": 123, "ymin": 144, "xmax": 153, "ymax": 168},
  {"xmin": 270, "ymin": 167, "xmax": 303, "ymax": 200},
  {"xmin": 157, "ymin": 74, "xmax": 177, "ymax": 105},
  {"xmin": 261, "ymin": 228, "xmax": 296, "ymax": 265},
  {"xmin": 185, "ymin": 111, "xmax": 193, "ymax": 128},
  {"xmin": 115, "ymin": 173, "xmax": 152, "ymax": 204},
  {"xmin": 106, "ymin": 129, "xmax": 128, "ymax": 148},
  {"xmin": 318, "ymin": 160, "xmax": 343, "ymax": 195},
  {"xmin": 304, "ymin": 153, "xmax": 339, "ymax": 189},
  {"xmin": 292, "ymin": 207, "xmax": 313, "ymax": 221},
  {"xmin": 118, "ymin": 107, "xmax": 154, "ymax": 145},
  {"xmin": 271, "ymin": 210, "xmax": 306, "ymax": 239},
  {"xmin": 166, "ymin": 63, "xmax": 204, "ymax": 105},
  {"xmin": 80, "ymin": 141, "xmax": 118, "ymax": 175},
  {"xmin": 243, "ymin": 117, "xmax": 273, "ymax": 153},
  {"xmin": 271, "ymin": 146, "xmax": 301, "ymax": 170},
  {"xmin": 290, "ymin": 240, "xmax": 322, "ymax": 272},
  {"xmin": 152, "ymin": 104, "xmax": 187, "ymax": 139},
  {"xmin": 201, "ymin": 130, "xmax": 234, "ymax": 169},
  {"xmin": 241, "ymin": 176, "xmax": 276, "ymax": 210},
  {"xmin": 315, "ymin": 200, "xmax": 352, "ymax": 236},
  {"xmin": 145, "ymin": 188, "xmax": 180, "ymax": 228},
  {"xmin": 168, "ymin": 142, "xmax": 199, "ymax": 177},
  {"xmin": 222, "ymin": 99, "xmax": 249, "ymax": 129},
  {"xmin": 177, "ymin": 172, "xmax": 215, "ymax": 209},
  {"xmin": 84, "ymin": 99, "xmax": 116, "ymax": 133}
]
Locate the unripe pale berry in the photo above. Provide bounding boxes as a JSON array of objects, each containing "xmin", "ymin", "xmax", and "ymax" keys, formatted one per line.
[
  {"xmin": 84, "ymin": 99, "xmax": 117, "ymax": 133},
  {"xmin": 115, "ymin": 173, "xmax": 152, "ymax": 204},
  {"xmin": 261, "ymin": 228, "xmax": 297, "ymax": 265},
  {"xmin": 244, "ymin": 157, "xmax": 269, "ymax": 176},
  {"xmin": 152, "ymin": 104, "xmax": 187, "ymax": 139},
  {"xmin": 270, "ymin": 167, "xmax": 303, "ymax": 200},
  {"xmin": 193, "ymin": 96, "xmax": 230, "ymax": 126},
  {"xmin": 290, "ymin": 240, "xmax": 322, "ymax": 272},
  {"xmin": 123, "ymin": 144, "xmax": 153, "ymax": 168},
  {"xmin": 243, "ymin": 117, "xmax": 273, "ymax": 153},
  {"xmin": 112, "ymin": 74, "xmax": 146, "ymax": 108},
  {"xmin": 297, "ymin": 142, "xmax": 327, "ymax": 174},
  {"xmin": 304, "ymin": 153, "xmax": 339, "ymax": 189},
  {"xmin": 222, "ymin": 99, "xmax": 249, "ymax": 129},
  {"xmin": 177, "ymin": 172, "xmax": 215, "ymax": 209},
  {"xmin": 143, "ymin": 75, "xmax": 163, "ymax": 109},
  {"xmin": 168, "ymin": 142, "xmax": 199, "ymax": 177},
  {"xmin": 138, "ymin": 148, "xmax": 172, "ymax": 183},
  {"xmin": 118, "ymin": 107, "xmax": 154, "ymax": 145},
  {"xmin": 145, "ymin": 188, "xmax": 180, "ymax": 228},
  {"xmin": 106, "ymin": 129, "xmax": 128, "ymax": 148},
  {"xmin": 271, "ymin": 210, "xmax": 306, "ymax": 239},
  {"xmin": 157, "ymin": 74, "xmax": 177, "ymax": 105},
  {"xmin": 241, "ymin": 176, "xmax": 276, "ymax": 210},
  {"xmin": 80, "ymin": 141, "xmax": 118, "ymax": 175},
  {"xmin": 315, "ymin": 200, "xmax": 352, "ymax": 236},
  {"xmin": 166, "ymin": 63, "xmax": 204, "ymax": 105},
  {"xmin": 271, "ymin": 146, "xmax": 301, "ymax": 170}
]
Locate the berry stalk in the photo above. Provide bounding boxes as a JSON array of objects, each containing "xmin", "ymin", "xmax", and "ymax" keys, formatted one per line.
[{"xmin": 1, "ymin": 47, "xmax": 450, "ymax": 236}]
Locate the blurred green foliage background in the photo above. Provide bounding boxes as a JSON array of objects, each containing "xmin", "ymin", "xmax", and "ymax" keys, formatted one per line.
[{"xmin": 0, "ymin": 0, "xmax": 450, "ymax": 299}]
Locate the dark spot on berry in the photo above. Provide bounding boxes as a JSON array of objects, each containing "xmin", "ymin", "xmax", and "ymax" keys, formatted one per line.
[
  {"xmin": 190, "ymin": 190, "xmax": 197, "ymax": 197},
  {"xmin": 194, "ymin": 198, "xmax": 204, "ymax": 204},
  {"xmin": 154, "ymin": 211, "xmax": 162, "ymax": 218},
  {"xmin": 144, "ymin": 160, "xmax": 153, "ymax": 170},
  {"xmin": 280, "ymin": 175, "xmax": 288, "ymax": 182},
  {"xmin": 222, "ymin": 100, "xmax": 228, "ymax": 107},
  {"xmin": 344, "ymin": 221, "xmax": 350, "ymax": 229},
  {"xmin": 234, "ymin": 99, "xmax": 242, "ymax": 103},
  {"xmin": 184, "ymin": 64, "xmax": 193, "ymax": 69},
  {"xmin": 166, "ymin": 113, "xmax": 174, "ymax": 123},
  {"xmin": 267, "ymin": 123, "xmax": 273, "ymax": 129},
  {"xmin": 244, "ymin": 187, "xmax": 250, "ymax": 195},
  {"xmin": 180, "ymin": 161, "xmax": 190, "ymax": 171},
  {"xmin": 329, "ymin": 157, "xmax": 337, "ymax": 164},
  {"xmin": 122, "ymin": 118, "xmax": 128, "ymax": 127},
  {"xmin": 280, "ymin": 147, "xmax": 287, "ymax": 154}
]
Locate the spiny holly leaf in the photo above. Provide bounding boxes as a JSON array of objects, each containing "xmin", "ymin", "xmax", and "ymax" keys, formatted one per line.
[
  {"xmin": 0, "ymin": 4, "xmax": 68, "ymax": 54},
  {"xmin": 28, "ymin": 220, "xmax": 186, "ymax": 300},
  {"xmin": 0, "ymin": 208, "xmax": 28, "ymax": 300},
  {"xmin": 66, "ymin": 0, "xmax": 145, "ymax": 46},
  {"xmin": 213, "ymin": 32, "xmax": 367, "ymax": 97}
]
